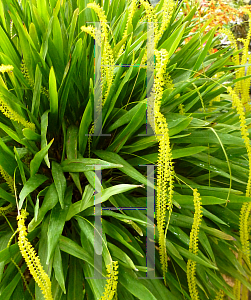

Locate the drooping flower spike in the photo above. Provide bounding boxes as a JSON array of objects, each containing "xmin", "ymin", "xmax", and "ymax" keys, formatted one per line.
[{"xmin": 17, "ymin": 209, "xmax": 53, "ymax": 300}]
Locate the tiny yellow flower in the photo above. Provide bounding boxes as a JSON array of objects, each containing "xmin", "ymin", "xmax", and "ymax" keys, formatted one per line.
[
  {"xmin": 81, "ymin": 25, "xmax": 100, "ymax": 43},
  {"xmin": 0, "ymin": 64, "xmax": 14, "ymax": 73}
]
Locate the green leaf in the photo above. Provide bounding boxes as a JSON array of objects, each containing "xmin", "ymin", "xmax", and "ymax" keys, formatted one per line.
[
  {"xmin": 67, "ymin": 256, "xmax": 83, "ymax": 300},
  {"xmin": 59, "ymin": 235, "xmax": 97, "ymax": 271},
  {"xmin": 0, "ymin": 24, "xmax": 19, "ymax": 66},
  {"xmin": 28, "ymin": 183, "xmax": 58, "ymax": 232},
  {"xmin": 93, "ymin": 150, "xmax": 154, "ymax": 189},
  {"xmin": 108, "ymin": 242, "xmax": 138, "ymax": 270},
  {"xmin": 193, "ymin": 28, "xmax": 216, "ymax": 72},
  {"xmin": 0, "ymin": 262, "xmax": 25, "ymax": 300},
  {"xmin": 107, "ymin": 102, "xmax": 146, "ymax": 152},
  {"xmin": 78, "ymin": 79, "xmax": 93, "ymax": 155},
  {"xmin": 53, "ymin": 245, "xmax": 66, "ymax": 294},
  {"xmin": 66, "ymin": 184, "xmax": 141, "ymax": 220},
  {"xmin": 59, "ymin": 38, "xmax": 82, "ymax": 124},
  {"xmin": 52, "ymin": 161, "xmax": 67, "ymax": 209},
  {"xmin": 119, "ymin": 266, "xmax": 158, "ymax": 300},
  {"xmin": 173, "ymin": 130, "xmax": 244, "ymax": 145},
  {"xmin": 102, "ymin": 219, "xmax": 143, "ymax": 257},
  {"xmin": 166, "ymin": 240, "xmax": 183, "ymax": 260},
  {"xmin": 18, "ymin": 174, "xmax": 48, "ymax": 210},
  {"xmin": 47, "ymin": 186, "xmax": 72, "ymax": 264},
  {"xmin": 68, "ymin": 8, "xmax": 79, "ymax": 58},
  {"xmin": 30, "ymin": 139, "xmax": 54, "ymax": 176},
  {"xmin": 174, "ymin": 244, "xmax": 218, "ymax": 270},
  {"xmin": 83, "ymin": 170, "xmax": 102, "ymax": 193},
  {"xmin": 31, "ymin": 64, "xmax": 42, "ymax": 118},
  {"xmin": 14, "ymin": 147, "xmax": 27, "ymax": 186},
  {"xmin": 159, "ymin": 22, "xmax": 187, "ymax": 59},
  {"xmin": 22, "ymin": 128, "xmax": 41, "ymax": 141},
  {"xmin": 66, "ymin": 125, "xmax": 82, "ymax": 194},
  {"xmin": 61, "ymin": 158, "xmax": 123, "ymax": 172},
  {"xmin": 41, "ymin": 110, "xmax": 50, "ymax": 168},
  {"xmin": 49, "ymin": 66, "xmax": 58, "ymax": 128},
  {"xmin": 172, "ymin": 146, "xmax": 208, "ymax": 159},
  {"xmin": 174, "ymin": 194, "xmax": 226, "ymax": 205}
]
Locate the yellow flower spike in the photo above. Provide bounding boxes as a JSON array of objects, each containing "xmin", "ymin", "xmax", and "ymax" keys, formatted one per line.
[
  {"xmin": 20, "ymin": 60, "xmax": 49, "ymax": 99},
  {"xmin": 0, "ymin": 64, "xmax": 14, "ymax": 73},
  {"xmin": 178, "ymin": 103, "xmax": 184, "ymax": 115},
  {"xmin": 0, "ymin": 165, "xmax": 14, "ymax": 193},
  {"xmin": 238, "ymin": 8, "xmax": 251, "ymax": 111},
  {"xmin": 139, "ymin": 0, "xmax": 159, "ymax": 67},
  {"xmin": 219, "ymin": 28, "xmax": 238, "ymax": 64},
  {"xmin": 81, "ymin": 25, "xmax": 101, "ymax": 45},
  {"xmin": 148, "ymin": 48, "xmax": 174, "ymax": 283},
  {"xmin": 87, "ymin": 2, "xmax": 114, "ymax": 105},
  {"xmin": 0, "ymin": 203, "xmax": 15, "ymax": 215},
  {"xmin": 0, "ymin": 96, "xmax": 35, "ymax": 131},
  {"xmin": 242, "ymin": 284, "xmax": 249, "ymax": 300},
  {"xmin": 189, "ymin": 189, "xmax": 202, "ymax": 255},
  {"xmin": 227, "ymin": 86, "xmax": 251, "ymax": 267},
  {"xmin": 17, "ymin": 209, "xmax": 53, "ymax": 300},
  {"xmin": 163, "ymin": 72, "xmax": 174, "ymax": 90},
  {"xmin": 7, "ymin": 229, "xmax": 35, "ymax": 300},
  {"xmin": 233, "ymin": 276, "xmax": 241, "ymax": 299},
  {"xmin": 187, "ymin": 188, "xmax": 202, "ymax": 300},
  {"xmin": 21, "ymin": 60, "xmax": 34, "ymax": 88},
  {"xmin": 220, "ymin": 18, "xmax": 251, "ymax": 111},
  {"xmin": 100, "ymin": 261, "xmax": 119, "ymax": 300},
  {"xmin": 117, "ymin": 0, "xmax": 138, "ymax": 59},
  {"xmin": 227, "ymin": 87, "xmax": 251, "ymax": 197},
  {"xmin": 139, "ymin": 0, "xmax": 157, "ymax": 24},
  {"xmin": 214, "ymin": 290, "xmax": 224, "ymax": 300},
  {"xmin": 187, "ymin": 260, "xmax": 199, "ymax": 300}
]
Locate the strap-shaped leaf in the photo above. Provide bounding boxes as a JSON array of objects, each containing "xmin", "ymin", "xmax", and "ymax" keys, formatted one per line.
[{"xmin": 19, "ymin": 174, "xmax": 48, "ymax": 210}]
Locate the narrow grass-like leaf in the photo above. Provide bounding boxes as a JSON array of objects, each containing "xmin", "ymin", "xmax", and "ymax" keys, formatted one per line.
[
  {"xmin": 159, "ymin": 22, "xmax": 187, "ymax": 59},
  {"xmin": 30, "ymin": 139, "xmax": 54, "ymax": 176},
  {"xmin": 22, "ymin": 128, "xmax": 41, "ymax": 141},
  {"xmin": 61, "ymin": 158, "xmax": 123, "ymax": 172},
  {"xmin": 28, "ymin": 183, "xmax": 58, "ymax": 232},
  {"xmin": 52, "ymin": 161, "xmax": 67, "ymax": 209},
  {"xmin": 53, "ymin": 244, "xmax": 66, "ymax": 294},
  {"xmin": 67, "ymin": 255, "xmax": 83, "ymax": 300},
  {"xmin": 47, "ymin": 186, "xmax": 72, "ymax": 264},
  {"xmin": 66, "ymin": 184, "xmax": 141, "ymax": 220},
  {"xmin": 49, "ymin": 66, "xmax": 58, "ymax": 128},
  {"xmin": 59, "ymin": 236, "xmax": 95, "ymax": 269},
  {"xmin": 18, "ymin": 174, "xmax": 48, "ymax": 210},
  {"xmin": 78, "ymin": 79, "xmax": 93, "ymax": 155},
  {"xmin": 41, "ymin": 110, "xmax": 50, "ymax": 168},
  {"xmin": 119, "ymin": 266, "xmax": 158, "ymax": 300},
  {"xmin": 93, "ymin": 150, "xmax": 154, "ymax": 189}
]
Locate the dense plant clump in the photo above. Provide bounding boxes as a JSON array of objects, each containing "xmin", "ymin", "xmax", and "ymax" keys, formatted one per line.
[{"xmin": 1, "ymin": 0, "xmax": 251, "ymax": 299}]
